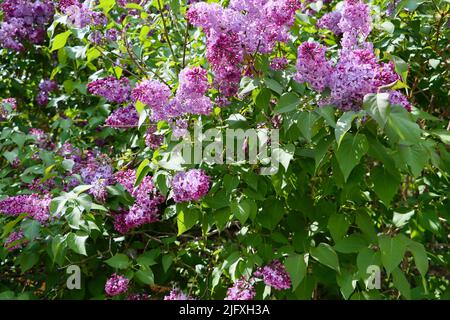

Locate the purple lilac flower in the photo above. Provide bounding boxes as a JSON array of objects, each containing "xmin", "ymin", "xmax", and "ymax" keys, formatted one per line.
[
  {"xmin": 253, "ymin": 260, "xmax": 291, "ymax": 290},
  {"xmin": 294, "ymin": 42, "xmax": 333, "ymax": 92},
  {"xmin": 388, "ymin": 90, "xmax": 412, "ymax": 112},
  {"xmin": 126, "ymin": 293, "xmax": 151, "ymax": 300},
  {"xmin": 114, "ymin": 170, "xmax": 165, "ymax": 233},
  {"xmin": 225, "ymin": 278, "xmax": 256, "ymax": 300},
  {"xmin": 131, "ymin": 80, "xmax": 172, "ymax": 121},
  {"xmin": 187, "ymin": 0, "xmax": 301, "ymax": 97},
  {"xmin": 80, "ymin": 156, "xmax": 115, "ymax": 202},
  {"xmin": 339, "ymin": 0, "xmax": 372, "ymax": 50},
  {"xmin": 0, "ymin": 98, "xmax": 17, "ymax": 119},
  {"xmin": 317, "ymin": 11, "xmax": 342, "ymax": 35},
  {"xmin": 0, "ymin": 194, "xmax": 51, "ymax": 223},
  {"xmin": 164, "ymin": 288, "xmax": 194, "ymax": 300},
  {"xmin": 270, "ymin": 57, "xmax": 289, "ymax": 70},
  {"xmin": 105, "ymin": 104, "xmax": 139, "ymax": 129},
  {"xmin": 0, "ymin": 0, "xmax": 55, "ymax": 51},
  {"xmin": 105, "ymin": 273, "xmax": 129, "ymax": 296},
  {"xmin": 171, "ymin": 169, "xmax": 210, "ymax": 203},
  {"xmin": 87, "ymin": 76, "xmax": 131, "ymax": 103},
  {"xmin": 145, "ymin": 124, "xmax": 163, "ymax": 149},
  {"xmin": 62, "ymin": 3, "xmax": 106, "ymax": 28},
  {"xmin": 4, "ymin": 230, "xmax": 28, "ymax": 252}
]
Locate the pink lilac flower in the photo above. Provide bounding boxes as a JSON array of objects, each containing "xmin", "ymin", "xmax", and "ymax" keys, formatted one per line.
[
  {"xmin": 87, "ymin": 76, "xmax": 131, "ymax": 103},
  {"xmin": 62, "ymin": 3, "xmax": 106, "ymax": 28},
  {"xmin": 225, "ymin": 278, "xmax": 256, "ymax": 300},
  {"xmin": 105, "ymin": 104, "xmax": 139, "ymax": 129},
  {"xmin": 29, "ymin": 177, "xmax": 55, "ymax": 194},
  {"xmin": 145, "ymin": 124, "xmax": 163, "ymax": 149},
  {"xmin": 294, "ymin": 42, "xmax": 333, "ymax": 92},
  {"xmin": 4, "ymin": 230, "xmax": 28, "ymax": 252},
  {"xmin": 105, "ymin": 273, "xmax": 129, "ymax": 296},
  {"xmin": 171, "ymin": 169, "xmax": 210, "ymax": 203},
  {"xmin": 317, "ymin": 11, "xmax": 342, "ymax": 35},
  {"xmin": 0, "ymin": 98, "xmax": 17, "ymax": 119},
  {"xmin": 374, "ymin": 61, "xmax": 400, "ymax": 87},
  {"xmin": 270, "ymin": 57, "xmax": 289, "ymax": 70},
  {"xmin": 0, "ymin": 194, "xmax": 51, "ymax": 223},
  {"xmin": 388, "ymin": 90, "xmax": 412, "ymax": 112},
  {"xmin": 171, "ymin": 118, "xmax": 189, "ymax": 139},
  {"xmin": 339, "ymin": 0, "xmax": 372, "ymax": 50},
  {"xmin": 253, "ymin": 260, "xmax": 291, "ymax": 290},
  {"xmin": 79, "ymin": 153, "xmax": 115, "ymax": 202},
  {"xmin": 131, "ymin": 80, "xmax": 171, "ymax": 121},
  {"xmin": 36, "ymin": 79, "xmax": 58, "ymax": 106},
  {"xmin": 114, "ymin": 169, "xmax": 165, "ymax": 233},
  {"xmin": 187, "ymin": 0, "xmax": 300, "ymax": 97},
  {"xmin": 0, "ymin": 0, "xmax": 55, "ymax": 51},
  {"xmin": 164, "ymin": 288, "xmax": 194, "ymax": 300}
]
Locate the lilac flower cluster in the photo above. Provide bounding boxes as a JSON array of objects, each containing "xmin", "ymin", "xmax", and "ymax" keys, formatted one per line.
[
  {"xmin": 388, "ymin": 90, "xmax": 412, "ymax": 112},
  {"xmin": 171, "ymin": 169, "xmax": 210, "ymax": 203},
  {"xmin": 105, "ymin": 104, "xmax": 139, "ymax": 129},
  {"xmin": 131, "ymin": 80, "xmax": 172, "ymax": 121},
  {"xmin": 4, "ymin": 230, "xmax": 28, "ymax": 252},
  {"xmin": 105, "ymin": 273, "xmax": 129, "ymax": 297},
  {"xmin": 316, "ymin": 11, "xmax": 342, "ymax": 35},
  {"xmin": 294, "ymin": 42, "xmax": 333, "ymax": 92},
  {"xmin": 29, "ymin": 177, "xmax": 56, "ymax": 194},
  {"xmin": 0, "ymin": 0, "xmax": 55, "ymax": 51},
  {"xmin": 270, "ymin": 57, "xmax": 289, "ymax": 70},
  {"xmin": 126, "ymin": 293, "xmax": 151, "ymax": 300},
  {"xmin": 87, "ymin": 77, "xmax": 131, "ymax": 104},
  {"xmin": 132, "ymin": 66, "xmax": 212, "ymax": 122},
  {"xmin": 187, "ymin": 0, "xmax": 301, "ymax": 98},
  {"xmin": 253, "ymin": 260, "xmax": 291, "ymax": 290},
  {"xmin": 79, "ymin": 153, "xmax": 115, "ymax": 202},
  {"xmin": 164, "ymin": 288, "xmax": 195, "ymax": 300},
  {"xmin": 113, "ymin": 169, "xmax": 165, "ymax": 233},
  {"xmin": 0, "ymin": 98, "xmax": 17, "ymax": 119},
  {"xmin": 145, "ymin": 124, "xmax": 163, "ymax": 150},
  {"xmin": 295, "ymin": 0, "xmax": 411, "ymax": 111},
  {"xmin": 0, "ymin": 194, "xmax": 51, "ymax": 223},
  {"xmin": 29, "ymin": 128, "xmax": 55, "ymax": 150},
  {"xmin": 225, "ymin": 278, "xmax": 256, "ymax": 300},
  {"xmin": 61, "ymin": 1, "xmax": 107, "ymax": 28},
  {"xmin": 37, "ymin": 79, "xmax": 58, "ymax": 106}
]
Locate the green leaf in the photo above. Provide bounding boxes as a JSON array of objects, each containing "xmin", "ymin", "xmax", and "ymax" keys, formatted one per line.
[
  {"xmin": 136, "ymin": 251, "xmax": 159, "ymax": 267},
  {"xmin": 336, "ymin": 270, "xmax": 358, "ymax": 300},
  {"xmin": 334, "ymin": 234, "xmax": 368, "ymax": 253},
  {"xmin": 355, "ymin": 210, "xmax": 377, "ymax": 242},
  {"xmin": 162, "ymin": 254, "xmax": 173, "ymax": 273},
  {"xmin": 407, "ymin": 241, "xmax": 428, "ymax": 277},
  {"xmin": 386, "ymin": 106, "xmax": 422, "ymax": 144},
  {"xmin": 135, "ymin": 159, "xmax": 150, "ymax": 187},
  {"xmin": 392, "ymin": 210, "xmax": 415, "ymax": 228},
  {"xmin": 310, "ymin": 243, "xmax": 340, "ymax": 272},
  {"xmin": 297, "ymin": 111, "xmax": 319, "ymax": 142},
  {"xmin": 135, "ymin": 268, "xmax": 154, "ymax": 285},
  {"xmin": 21, "ymin": 220, "xmax": 41, "ymax": 241},
  {"xmin": 19, "ymin": 252, "xmax": 39, "ymax": 272},
  {"xmin": 335, "ymin": 111, "xmax": 356, "ymax": 147},
  {"xmin": 274, "ymin": 92, "xmax": 300, "ymax": 113},
  {"xmin": 327, "ymin": 213, "xmax": 350, "ymax": 242},
  {"xmin": 372, "ymin": 166, "xmax": 401, "ymax": 206},
  {"xmin": 363, "ymin": 93, "xmax": 390, "ymax": 127},
  {"xmin": 285, "ymin": 254, "xmax": 307, "ymax": 291},
  {"xmin": 231, "ymin": 198, "xmax": 256, "ymax": 225},
  {"xmin": 67, "ymin": 233, "xmax": 88, "ymax": 256},
  {"xmin": 335, "ymin": 133, "xmax": 369, "ymax": 182},
  {"xmin": 357, "ymin": 248, "xmax": 381, "ymax": 282},
  {"xmin": 272, "ymin": 144, "xmax": 295, "ymax": 171},
  {"xmin": 259, "ymin": 199, "xmax": 284, "ymax": 230},
  {"xmin": 392, "ymin": 267, "xmax": 411, "ymax": 299},
  {"xmin": 378, "ymin": 234, "xmax": 407, "ymax": 275},
  {"xmin": 51, "ymin": 31, "xmax": 71, "ymax": 52},
  {"xmin": 177, "ymin": 208, "xmax": 200, "ymax": 235},
  {"xmin": 105, "ymin": 253, "xmax": 130, "ymax": 269}
]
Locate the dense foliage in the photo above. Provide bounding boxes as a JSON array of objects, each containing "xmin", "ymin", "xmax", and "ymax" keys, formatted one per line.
[{"xmin": 0, "ymin": 0, "xmax": 449, "ymax": 300}]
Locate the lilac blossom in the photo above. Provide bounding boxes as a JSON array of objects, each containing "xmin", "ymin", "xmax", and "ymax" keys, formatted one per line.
[{"xmin": 171, "ymin": 169, "xmax": 210, "ymax": 203}]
